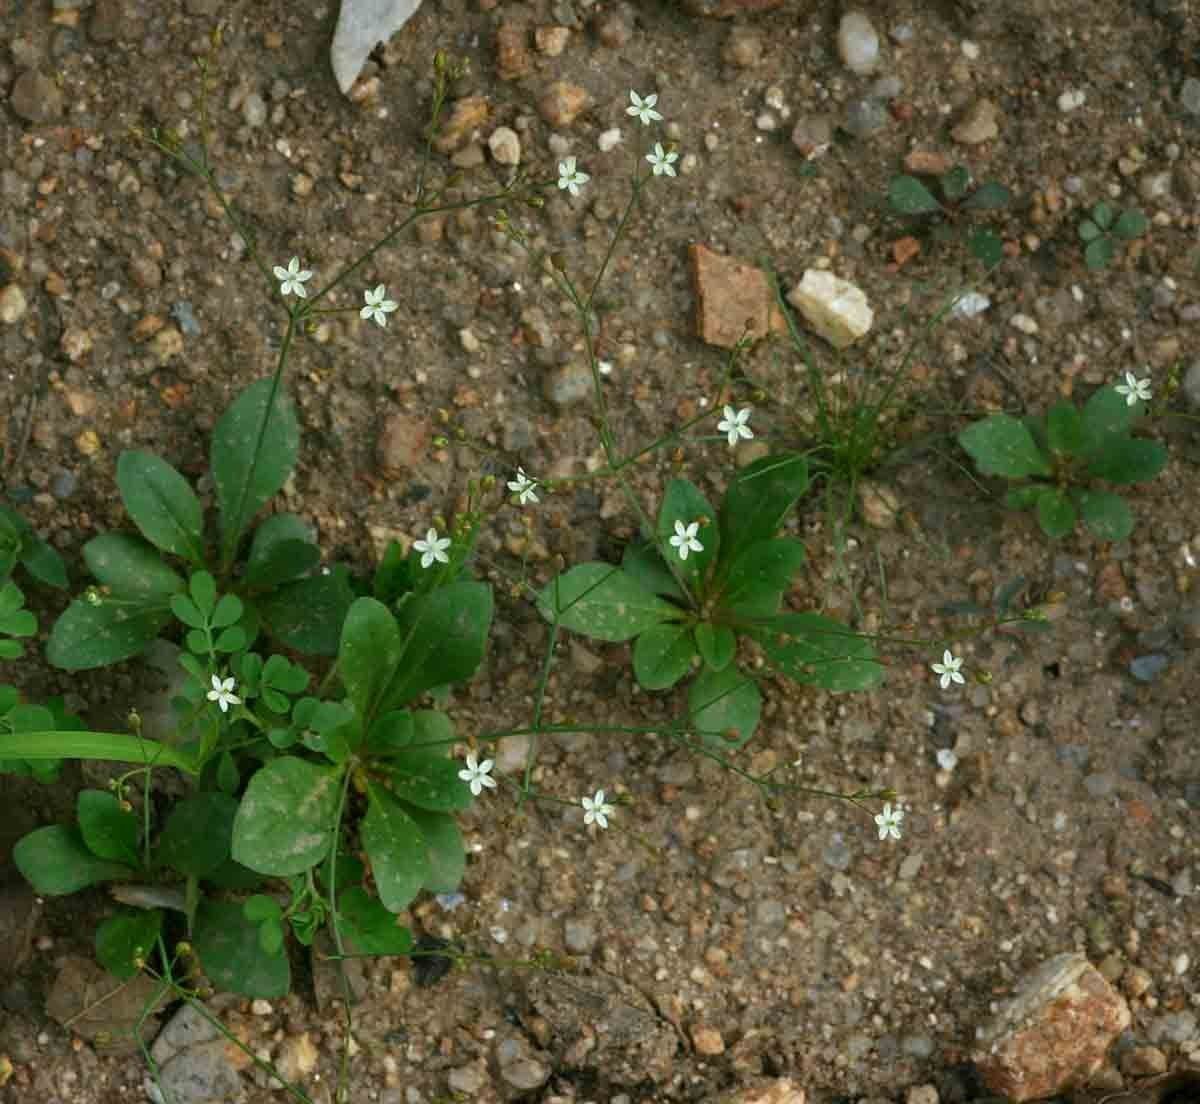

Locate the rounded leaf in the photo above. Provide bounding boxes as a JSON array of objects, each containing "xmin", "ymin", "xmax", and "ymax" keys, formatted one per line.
[
  {"xmin": 888, "ymin": 174, "xmax": 941, "ymax": 215},
  {"xmin": 1036, "ymin": 488, "xmax": 1076, "ymax": 539},
  {"xmin": 537, "ymin": 564, "xmax": 674, "ymax": 643},
  {"xmin": 1084, "ymin": 437, "xmax": 1167, "ymax": 485},
  {"xmin": 688, "ymin": 666, "xmax": 762, "ymax": 750},
  {"xmin": 232, "ymin": 758, "xmax": 341, "ymax": 876},
  {"xmin": 96, "ymin": 909, "xmax": 162, "ymax": 979},
  {"xmin": 362, "ymin": 782, "xmax": 431, "ymax": 912},
  {"xmin": 1077, "ymin": 490, "xmax": 1133, "ymax": 542},
  {"xmin": 959, "ymin": 416, "xmax": 1051, "ymax": 478},
  {"xmin": 632, "ymin": 622, "xmax": 697, "ymax": 691},
  {"xmin": 194, "ymin": 899, "xmax": 290, "ymax": 998},
  {"xmin": 116, "ymin": 451, "xmax": 204, "ymax": 561}
]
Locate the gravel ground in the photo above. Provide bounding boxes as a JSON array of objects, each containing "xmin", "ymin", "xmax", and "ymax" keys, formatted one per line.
[{"xmin": 2, "ymin": 0, "xmax": 1200, "ymax": 1102}]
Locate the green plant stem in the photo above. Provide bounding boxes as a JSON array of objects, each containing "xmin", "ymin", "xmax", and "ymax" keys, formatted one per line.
[{"xmin": 324, "ymin": 766, "xmax": 357, "ymax": 1104}]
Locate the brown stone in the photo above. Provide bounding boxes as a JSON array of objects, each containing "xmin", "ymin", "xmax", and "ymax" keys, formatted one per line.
[
  {"xmin": 692, "ymin": 1025, "xmax": 725, "ymax": 1056},
  {"xmin": 376, "ymin": 411, "xmax": 430, "ymax": 474},
  {"xmin": 713, "ymin": 1079, "xmax": 806, "ymax": 1104},
  {"xmin": 951, "ymin": 98, "xmax": 1000, "ymax": 145},
  {"xmin": 538, "ymin": 81, "xmax": 590, "ymax": 127},
  {"xmin": 535, "ymin": 26, "xmax": 570, "ymax": 56},
  {"xmin": 904, "ymin": 149, "xmax": 953, "ymax": 176},
  {"xmin": 689, "ymin": 243, "xmax": 784, "ymax": 349},
  {"xmin": 46, "ymin": 955, "xmax": 167, "ymax": 1053},
  {"xmin": 433, "ymin": 96, "xmax": 490, "ymax": 154},
  {"xmin": 971, "ymin": 952, "xmax": 1131, "ymax": 1102},
  {"xmin": 892, "ymin": 236, "xmax": 921, "ymax": 267},
  {"xmin": 495, "ymin": 23, "xmax": 531, "ymax": 80}
]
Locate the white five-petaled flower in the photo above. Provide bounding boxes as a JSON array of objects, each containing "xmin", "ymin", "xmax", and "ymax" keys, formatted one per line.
[
  {"xmin": 646, "ymin": 142, "xmax": 678, "ymax": 177},
  {"xmin": 626, "ymin": 89, "xmax": 663, "ymax": 126},
  {"xmin": 874, "ymin": 803, "xmax": 904, "ymax": 842},
  {"xmin": 931, "ymin": 649, "xmax": 965, "ymax": 690},
  {"xmin": 273, "ymin": 256, "xmax": 312, "ymax": 298},
  {"xmin": 582, "ymin": 789, "xmax": 615, "ymax": 829},
  {"xmin": 669, "ymin": 519, "xmax": 704, "ymax": 561},
  {"xmin": 717, "ymin": 405, "xmax": 754, "ymax": 447},
  {"xmin": 1114, "ymin": 370, "xmax": 1152, "ymax": 407},
  {"xmin": 557, "ymin": 156, "xmax": 590, "ymax": 196},
  {"xmin": 207, "ymin": 674, "xmax": 241, "ymax": 714},
  {"xmin": 414, "ymin": 527, "xmax": 451, "ymax": 569},
  {"xmin": 457, "ymin": 752, "xmax": 497, "ymax": 797},
  {"xmin": 507, "ymin": 468, "xmax": 539, "ymax": 505},
  {"xmin": 360, "ymin": 284, "xmax": 399, "ymax": 327}
]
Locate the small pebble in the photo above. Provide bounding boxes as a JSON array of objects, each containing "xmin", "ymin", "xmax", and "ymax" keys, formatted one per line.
[
  {"xmin": 0, "ymin": 284, "xmax": 28, "ymax": 325},
  {"xmin": 1009, "ymin": 313, "xmax": 1038, "ymax": 335},
  {"xmin": 952, "ymin": 291, "xmax": 990, "ymax": 318},
  {"xmin": 170, "ymin": 302, "xmax": 201, "ymax": 336},
  {"xmin": 487, "ymin": 126, "xmax": 521, "ymax": 166},
  {"xmin": 837, "ymin": 11, "xmax": 881, "ymax": 75},
  {"xmin": 1129, "ymin": 653, "xmax": 1169, "ymax": 682},
  {"xmin": 843, "ymin": 97, "xmax": 889, "ymax": 138},
  {"xmin": 1057, "ymin": 88, "xmax": 1086, "ymax": 113},
  {"xmin": 960, "ymin": 40, "xmax": 980, "ymax": 60},
  {"xmin": 723, "ymin": 29, "xmax": 762, "ymax": 68},
  {"xmin": 242, "ymin": 92, "xmax": 267, "ymax": 127},
  {"xmin": 250, "ymin": 999, "xmax": 273, "ymax": 1016},
  {"xmin": 10, "ymin": 70, "xmax": 64, "ymax": 123},
  {"xmin": 597, "ymin": 127, "xmax": 621, "ymax": 152},
  {"xmin": 1180, "ymin": 76, "xmax": 1200, "ymax": 116}
]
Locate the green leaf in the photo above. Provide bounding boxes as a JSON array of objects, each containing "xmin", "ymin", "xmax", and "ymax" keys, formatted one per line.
[
  {"xmin": 245, "ymin": 514, "xmax": 319, "ymax": 588},
  {"xmin": 116, "ymin": 452, "xmax": 204, "ymax": 562},
  {"xmin": 1084, "ymin": 437, "xmax": 1168, "ymax": 485},
  {"xmin": 1077, "ymin": 490, "xmax": 1133, "ymax": 542},
  {"xmin": 718, "ymin": 453, "xmax": 809, "ymax": 565},
  {"xmin": 262, "ymin": 654, "xmax": 308, "ymax": 694},
  {"xmin": 362, "ymin": 781, "xmax": 431, "ymax": 912},
  {"xmin": 243, "ymin": 894, "xmax": 283, "ymax": 924},
  {"xmin": 967, "ymin": 228, "xmax": 1004, "ymax": 268},
  {"xmin": 538, "ymin": 564, "xmax": 676, "ymax": 643},
  {"xmin": 1078, "ymin": 218, "xmax": 1102, "ymax": 242},
  {"xmin": 377, "ymin": 581, "xmax": 493, "ymax": 710},
  {"xmin": 0, "ymin": 506, "xmax": 68, "ymax": 588},
  {"xmin": 1085, "ymin": 236, "xmax": 1114, "ymax": 270},
  {"xmin": 632, "ymin": 622, "xmax": 696, "ymax": 691},
  {"xmin": 158, "ymin": 792, "xmax": 238, "ymax": 878},
  {"xmin": 259, "ymin": 570, "xmax": 355, "ymax": 656},
  {"xmin": 621, "ymin": 540, "xmax": 684, "ymax": 600},
  {"xmin": 339, "ymin": 597, "xmax": 403, "ymax": 724},
  {"xmin": 211, "ymin": 593, "xmax": 243, "ymax": 629},
  {"xmin": 258, "ymin": 920, "xmax": 284, "ymax": 956},
  {"xmin": 1036, "ymin": 487, "xmax": 1076, "ymax": 539},
  {"xmin": 403, "ymin": 807, "xmax": 465, "ymax": 893},
  {"xmin": 212, "ymin": 377, "xmax": 300, "ymax": 561},
  {"xmin": 382, "ymin": 750, "xmax": 471, "ymax": 812},
  {"xmin": 694, "ymin": 622, "xmax": 736, "ymax": 672},
  {"xmin": 96, "ymin": 910, "xmax": 162, "ymax": 979},
  {"xmin": 940, "ymin": 166, "xmax": 971, "ymax": 203},
  {"xmin": 194, "ymin": 898, "xmax": 290, "ymax": 998},
  {"xmin": 754, "ymin": 612, "xmax": 884, "ymax": 691},
  {"xmin": 232, "ymin": 758, "xmax": 342, "ymax": 876},
  {"xmin": 1046, "ymin": 401, "xmax": 1084, "ymax": 455},
  {"xmin": 412, "ymin": 709, "xmax": 455, "ymax": 749},
  {"xmin": 0, "ymin": 727, "xmax": 195, "ymax": 771},
  {"xmin": 365, "ymin": 710, "xmax": 414, "ymax": 755},
  {"xmin": 688, "ymin": 666, "xmax": 761, "ymax": 750},
  {"xmin": 1091, "ymin": 202, "xmax": 1114, "ymax": 230},
  {"xmin": 958, "ymin": 415, "xmax": 1052, "ymax": 478},
  {"xmin": 656, "ymin": 479, "xmax": 718, "ymax": 588},
  {"xmin": 888, "ymin": 174, "xmax": 942, "ymax": 215},
  {"xmin": 1113, "ymin": 208, "xmax": 1147, "ymax": 239},
  {"xmin": 83, "ymin": 534, "xmax": 186, "ymax": 601},
  {"xmin": 46, "ymin": 597, "xmax": 171, "ymax": 670},
  {"xmin": 337, "ymin": 888, "xmax": 415, "ymax": 955},
  {"xmin": 217, "ymin": 751, "xmax": 240, "ymax": 794},
  {"xmin": 962, "ymin": 181, "xmax": 1011, "ymax": 211},
  {"xmin": 0, "ymin": 582, "xmax": 35, "ymax": 637},
  {"xmin": 1081, "ymin": 386, "xmax": 1137, "ymax": 453},
  {"xmin": 77, "ymin": 789, "xmax": 140, "ymax": 865},
  {"xmin": 719, "ymin": 538, "xmax": 806, "ymax": 616},
  {"xmin": 170, "ymin": 594, "xmax": 206, "ymax": 629},
  {"xmin": 13, "ymin": 825, "xmax": 132, "ymax": 894},
  {"xmin": 1004, "ymin": 485, "xmax": 1045, "ymax": 510}
]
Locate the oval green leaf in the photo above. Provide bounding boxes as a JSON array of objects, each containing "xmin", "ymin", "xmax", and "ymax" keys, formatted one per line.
[
  {"xmin": 337, "ymin": 887, "xmax": 415, "ymax": 955},
  {"xmin": 656, "ymin": 478, "xmax": 718, "ymax": 589},
  {"xmin": 78, "ymin": 789, "xmax": 140, "ymax": 865},
  {"xmin": 718, "ymin": 453, "xmax": 809, "ymax": 564},
  {"xmin": 13, "ymin": 825, "xmax": 132, "ymax": 895},
  {"xmin": 96, "ymin": 909, "xmax": 162, "ymax": 979},
  {"xmin": 755, "ymin": 612, "xmax": 884, "ymax": 692},
  {"xmin": 958, "ymin": 415, "xmax": 1051, "ymax": 478},
  {"xmin": 1084, "ymin": 437, "xmax": 1167, "ymax": 485},
  {"xmin": 1036, "ymin": 487, "xmax": 1076, "ymax": 539},
  {"xmin": 363, "ymin": 782, "xmax": 431, "ymax": 912},
  {"xmin": 1077, "ymin": 490, "xmax": 1133, "ymax": 542},
  {"xmin": 83, "ymin": 534, "xmax": 186, "ymax": 600},
  {"xmin": 259, "ymin": 570, "xmax": 355, "ymax": 656},
  {"xmin": 537, "ymin": 564, "xmax": 675, "ymax": 643},
  {"xmin": 632, "ymin": 622, "xmax": 696, "ymax": 691},
  {"xmin": 194, "ymin": 898, "xmax": 290, "ymax": 998},
  {"xmin": 46, "ymin": 598, "xmax": 171, "ymax": 670},
  {"xmin": 888, "ymin": 174, "xmax": 941, "ymax": 215},
  {"xmin": 339, "ymin": 597, "xmax": 403, "ymax": 724},
  {"xmin": 116, "ymin": 451, "xmax": 204, "ymax": 562},
  {"xmin": 719, "ymin": 538, "xmax": 806, "ymax": 616},
  {"xmin": 688, "ymin": 665, "xmax": 762, "ymax": 750},
  {"xmin": 158, "ymin": 792, "xmax": 238, "ymax": 877},
  {"xmin": 694, "ymin": 622, "xmax": 736, "ymax": 672},
  {"xmin": 232, "ymin": 758, "xmax": 341, "ymax": 876}
]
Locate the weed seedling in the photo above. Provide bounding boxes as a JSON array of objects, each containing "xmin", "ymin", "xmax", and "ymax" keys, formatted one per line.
[
  {"xmin": 1078, "ymin": 201, "xmax": 1147, "ymax": 270},
  {"xmin": 887, "ymin": 165, "xmax": 1012, "ymax": 266}
]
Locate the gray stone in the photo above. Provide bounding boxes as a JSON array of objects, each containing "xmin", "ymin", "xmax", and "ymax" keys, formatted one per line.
[
  {"xmin": 901, "ymin": 1033, "xmax": 934, "ymax": 1058},
  {"xmin": 837, "ymin": 12, "xmax": 880, "ymax": 75},
  {"xmin": 542, "ymin": 361, "xmax": 593, "ymax": 407},
  {"xmin": 146, "ymin": 1040, "xmax": 244, "ymax": 1104},
  {"xmin": 1084, "ymin": 772, "xmax": 1117, "ymax": 798},
  {"xmin": 242, "ymin": 92, "xmax": 266, "ymax": 127},
  {"xmin": 1129, "ymin": 653, "xmax": 1169, "ymax": 682},
  {"xmin": 51, "ymin": 469, "xmax": 77, "ymax": 498},
  {"xmin": 564, "ymin": 918, "xmax": 597, "ymax": 954},
  {"xmin": 151, "ymin": 1003, "xmax": 220, "ymax": 1066},
  {"xmin": 171, "ymin": 301, "xmax": 202, "ymax": 336},
  {"xmin": 1182, "ymin": 360, "xmax": 1200, "ymax": 408},
  {"xmin": 1180, "ymin": 76, "xmax": 1200, "ymax": 116},
  {"xmin": 821, "ymin": 832, "xmax": 852, "ymax": 871},
  {"xmin": 843, "ymin": 97, "xmax": 889, "ymax": 138},
  {"xmin": 1147, "ymin": 1010, "xmax": 1197, "ymax": 1044}
]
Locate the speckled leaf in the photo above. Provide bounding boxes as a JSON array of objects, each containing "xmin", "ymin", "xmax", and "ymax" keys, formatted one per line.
[
  {"xmin": 1081, "ymin": 386, "xmax": 1137, "ymax": 451},
  {"xmin": 718, "ymin": 453, "xmax": 809, "ymax": 565},
  {"xmin": 194, "ymin": 899, "xmax": 290, "ymax": 998},
  {"xmin": 537, "ymin": 564, "xmax": 675, "ymax": 643},
  {"xmin": 116, "ymin": 451, "xmax": 204, "ymax": 562},
  {"xmin": 232, "ymin": 758, "xmax": 341, "ymax": 876},
  {"xmin": 754, "ymin": 613, "xmax": 884, "ymax": 692},
  {"xmin": 339, "ymin": 597, "xmax": 403, "ymax": 724},
  {"xmin": 13, "ymin": 825, "xmax": 132, "ymax": 895},
  {"xmin": 958, "ymin": 415, "xmax": 1051, "ymax": 478},
  {"xmin": 83, "ymin": 534, "xmax": 186, "ymax": 600},
  {"xmin": 688, "ymin": 666, "xmax": 761, "ymax": 750},
  {"xmin": 47, "ymin": 597, "xmax": 172, "ymax": 670},
  {"xmin": 363, "ymin": 782, "xmax": 431, "ymax": 913},
  {"xmin": 404, "ymin": 807, "xmax": 465, "ymax": 893},
  {"xmin": 337, "ymin": 888, "xmax": 414, "ymax": 955},
  {"xmin": 1036, "ymin": 488, "xmax": 1076, "ymax": 539},
  {"xmin": 382, "ymin": 749, "xmax": 470, "ymax": 812},
  {"xmin": 1084, "ymin": 437, "xmax": 1167, "ymax": 485},
  {"xmin": 632, "ymin": 622, "xmax": 696, "ymax": 691},
  {"xmin": 1077, "ymin": 490, "xmax": 1133, "ymax": 542}
]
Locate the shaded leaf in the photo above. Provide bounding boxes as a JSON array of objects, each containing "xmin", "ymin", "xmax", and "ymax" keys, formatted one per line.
[
  {"xmin": 83, "ymin": 534, "xmax": 185, "ymax": 601},
  {"xmin": 1084, "ymin": 437, "xmax": 1167, "ymax": 485},
  {"xmin": 719, "ymin": 538, "xmax": 805, "ymax": 616},
  {"xmin": 194, "ymin": 898, "xmax": 290, "ymax": 998},
  {"xmin": 13, "ymin": 825, "xmax": 131, "ymax": 894},
  {"xmin": 337, "ymin": 887, "xmax": 415, "ymax": 955},
  {"xmin": 656, "ymin": 479, "xmax": 718, "ymax": 588},
  {"xmin": 232, "ymin": 758, "xmax": 341, "ymax": 876},
  {"xmin": 339, "ymin": 597, "xmax": 403, "ymax": 724},
  {"xmin": 1046, "ymin": 401, "xmax": 1083, "ymax": 455},
  {"xmin": 632, "ymin": 622, "xmax": 696, "ymax": 691},
  {"xmin": 888, "ymin": 174, "xmax": 941, "ymax": 215},
  {"xmin": 1077, "ymin": 489, "xmax": 1133, "ymax": 542},
  {"xmin": 688, "ymin": 666, "xmax": 761, "ymax": 750},
  {"xmin": 77, "ymin": 789, "xmax": 140, "ymax": 865},
  {"xmin": 158, "ymin": 792, "xmax": 238, "ymax": 878},
  {"xmin": 96, "ymin": 910, "xmax": 162, "ymax": 979},
  {"xmin": 259, "ymin": 570, "xmax": 355, "ymax": 656},
  {"xmin": 537, "ymin": 564, "xmax": 674, "ymax": 643},
  {"xmin": 245, "ymin": 514, "xmax": 319, "ymax": 588},
  {"xmin": 718, "ymin": 453, "xmax": 809, "ymax": 565},
  {"xmin": 694, "ymin": 622, "xmax": 736, "ymax": 672},
  {"xmin": 754, "ymin": 612, "xmax": 884, "ymax": 691},
  {"xmin": 362, "ymin": 781, "xmax": 431, "ymax": 912},
  {"xmin": 958, "ymin": 415, "xmax": 1051, "ymax": 478},
  {"xmin": 116, "ymin": 451, "xmax": 204, "ymax": 562}
]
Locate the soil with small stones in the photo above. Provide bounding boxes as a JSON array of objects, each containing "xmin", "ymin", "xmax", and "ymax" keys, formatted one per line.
[{"xmin": 2, "ymin": 1, "xmax": 1200, "ymax": 1103}]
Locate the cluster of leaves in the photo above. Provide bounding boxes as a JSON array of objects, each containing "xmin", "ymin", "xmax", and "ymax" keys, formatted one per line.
[
  {"xmin": 958, "ymin": 385, "xmax": 1166, "ymax": 541},
  {"xmin": 1078, "ymin": 202, "xmax": 1147, "ymax": 270},
  {"xmin": 537, "ymin": 455, "xmax": 882, "ymax": 749},
  {"xmin": 887, "ymin": 166, "xmax": 1012, "ymax": 267},
  {"xmin": 47, "ymin": 378, "xmax": 353, "ymax": 672},
  {"xmin": 13, "ymin": 549, "xmax": 493, "ymax": 996}
]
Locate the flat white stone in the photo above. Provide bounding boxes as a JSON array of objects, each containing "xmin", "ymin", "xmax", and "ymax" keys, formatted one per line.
[{"xmin": 787, "ymin": 270, "xmax": 873, "ymax": 348}]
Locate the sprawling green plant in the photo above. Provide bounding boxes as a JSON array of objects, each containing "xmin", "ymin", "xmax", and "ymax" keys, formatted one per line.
[
  {"xmin": 537, "ymin": 454, "xmax": 882, "ymax": 749},
  {"xmin": 958, "ymin": 377, "xmax": 1165, "ymax": 541},
  {"xmin": 887, "ymin": 165, "xmax": 1012, "ymax": 267},
  {"xmin": 1078, "ymin": 201, "xmax": 1147, "ymax": 270}
]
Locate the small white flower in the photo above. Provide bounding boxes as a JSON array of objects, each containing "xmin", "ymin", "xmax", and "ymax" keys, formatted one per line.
[
  {"xmin": 557, "ymin": 156, "xmax": 590, "ymax": 196},
  {"xmin": 582, "ymin": 789, "xmax": 615, "ymax": 829},
  {"xmin": 874, "ymin": 803, "xmax": 904, "ymax": 842},
  {"xmin": 414, "ymin": 527, "xmax": 451, "ymax": 569},
  {"xmin": 646, "ymin": 142, "xmax": 678, "ymax": 177},
  {"xmin": 206, "ymin": 674, "xmax": 241, "ymax": 714},
  {"xmin": 507, "ymin": 468, "xmax": 539, "ymax": 505},
  {"xmin": 931, "ymin": 649, "xmax": 965, "ymax": 690},
  {"xmin": 669, "ymin": 519, "xmax": 703, "ymax": 561},
  {"xmin": 273, "ymin": 256, "xmax": 312, "ymax": 298},
  {"xmin": 1114, "ymin": 370, "xmax": 1152, "ymax": 407},
  {"xmin": 626, "ymin": 89, "xmax": 663, "ymax": 126},
  {"xmin": 717, "ymin": 405, "xmax": 754, "ymax": 447},
  {"xmin": 360, "ymin": 284, "xmax": 399, "ymax": 327},
  {"xmin": 457, "ymin": 752, "xmax": 497, "ymax": 797}
]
